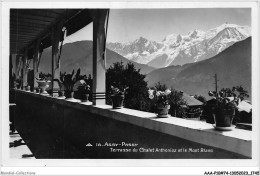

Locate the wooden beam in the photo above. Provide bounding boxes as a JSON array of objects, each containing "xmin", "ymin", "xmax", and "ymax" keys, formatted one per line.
[
  {"xmin": 13, "ymin": 10, "xmax": 68, "ymax": 54},
  {"xmin": 10, "ymin": 9, "xmax": 85, "ymax": 55},
  {"xmin": 92, "ymin": 9, "xmax": 109, "ymax": 105},
  {"xmin": 14, "ymin": 9, "xmax": 65, "ymax": 17},
  {"xmin": 15, "ymin": 54, "xmax": 20, "ymax": 78},
  {"xmin": 10, "ymin": 13, "xmax": 55, "ymax": 22},
  {"xmin": 10, "ymin": 28, "xmax": 42, "ymax": 34},
  {"xmin": 10, "ymin": 25, "xmax": 46, "ymax": 31},
  {"xmin": 10, "ymin": 20, "xmax": 47, "ymax": 28},
  {"xmin": 9, "ymin": 55, "xmax": 13, "ymax": 89},
  {"xmin": 51, "ymin": 21, "xmax": 63, "ymax": 96},
  {"xmin": 33, "ymin": 40, "xmax": 40, "ymax": 92},
  {"xmin": 11, "ymin": 18, "xmax": 52, "ymax": 26},
  {"xmin": 10, "ymin": 34, "xmax": 37, "ymax": 38},
  {"xmin": 22, "ymin": 49, "xmax": 28, "ymax": 89}
]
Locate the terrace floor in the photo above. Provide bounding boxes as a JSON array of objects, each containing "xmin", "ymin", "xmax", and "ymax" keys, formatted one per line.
[{"xmin": 9, "ymin": 130, "xmax": 35, "ymax": 159}]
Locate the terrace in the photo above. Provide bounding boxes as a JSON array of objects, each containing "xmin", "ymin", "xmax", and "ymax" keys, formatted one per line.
[{"xmin": 9, "ymin": 9, "xmax": 251, "ymax": 159}]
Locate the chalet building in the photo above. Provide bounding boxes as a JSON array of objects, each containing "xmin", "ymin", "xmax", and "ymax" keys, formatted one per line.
[{"xmin": 180, "ymin": 92, "xmax": 203, "ymax": 120}]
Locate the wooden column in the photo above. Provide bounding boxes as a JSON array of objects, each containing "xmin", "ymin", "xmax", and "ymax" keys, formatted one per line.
[
  {"xmin": 9, "ymin": 54, "xmax": 13, "ymax": 89},
  {"xmin": 15, "ymin": 54, "xmax": 19, "ymax": 78},
  {"xmin": 33, "ymin": 40, "xmax": 40, "ymax": 92},
  {"xmin": 16, "ymin": 54, "xmax": 22, "ymax": 78},
  {"xmin": 92, "ymin": 9, "xmax": 109, "ymax": 105},
  {"xmin": 10, "ymin": 54, "xmax": 16, "ymax": 78},
  {"xmin": 51, "ymin": 22, "xmax": 63, "ymax": 96},
  {"xmin": 22, "ymin": 50, "xmax": 28, "ymax": 90}
]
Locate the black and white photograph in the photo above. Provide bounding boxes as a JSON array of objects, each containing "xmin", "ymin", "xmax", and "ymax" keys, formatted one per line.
[{"xmin": 1, "ymin": 1, "xmax": 259, "ymax": 175}]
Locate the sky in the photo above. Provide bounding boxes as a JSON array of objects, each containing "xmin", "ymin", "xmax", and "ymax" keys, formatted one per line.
[{"xmin": 64, "ymin": 8, "xmax": 251, "ymax": 44}]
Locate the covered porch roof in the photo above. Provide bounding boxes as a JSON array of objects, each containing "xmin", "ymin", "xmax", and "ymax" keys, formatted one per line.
[{"xmin": 10, "ymin": 9, "xmax": 93, "ymax": 55}]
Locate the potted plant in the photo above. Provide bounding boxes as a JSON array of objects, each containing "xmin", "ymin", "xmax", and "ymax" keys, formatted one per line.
[
  {"xmin": 110, "ymin": 86, "xmax": 128, "ymax": 109},
  {"xmin": 15, "ymin": 77, "xmax": 22, "ymax": 89},
  {"xmin": 35, "ymin": 72, "xmax": 51, "ymax": 95},
  {"xmin": 148, "ymin": 88, "xmax": 172, "ymax": 118},
  {"xmin": 11, "ymin": 73, "xmax": 18, "ymax": 89},
  {"xmin": 25, "ymin": 84, "xmax": 30, "ymax": 91},
  {"xmin": 53, "ymin": 78, "xmax": 65, "ymax": 99},
  {"xmin": 207, "ymin": 86, "xmax": 249, "ymax": 130},
  {"xmin": 56, "ymin": 81, "xmax": 66, "ymax": 99},
  {"xmin": 77, "ymin": 80, "xmax": 90, "ymax": 102},
  {"xmin": 59, "ymin": 68, "xmax": 83, "ymax": 100}
]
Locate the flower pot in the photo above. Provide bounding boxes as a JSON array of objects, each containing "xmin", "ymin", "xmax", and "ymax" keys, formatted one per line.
[
  {"xmin": 157, "ymin": 104, "xmax": 170, "ymax": 118},
  {"xmin": 14, "ymin": 83, "xmax": 18, "ymax": 89},
  {"xmin": 65, "ymin": 91, "xmax": 74, "ymax": 99},
  {"xmin": 205, "ymin": 105, "xmax": 216, "ymax": 124},
  {"xmin": 35, "ymin": 88, "xmax": 40, "ymax": 93},
  {"xmin": 81, "ymin": 93, "xmax": 89, "ymax": 102},
  {"xmin": 214, "ymin": 107, "xmax": 235, "ymax": 128},
  {"xmin": 37, "ymin": 80, "xmax": 50, "ymax": 95},
  {"xmin": 25, "ymin": 85, "xmax": 30, "ymax": 91},
  {"xmin": 65, "ymin": 91, "xmax": 80, "ymax": 102},
  {"xmin": 58, "ymin": 90, "xmax": 66, "ymax": 99},
  {"xmin": 111, "ymin": 95, "xmax": 124, "ymax": 109}
]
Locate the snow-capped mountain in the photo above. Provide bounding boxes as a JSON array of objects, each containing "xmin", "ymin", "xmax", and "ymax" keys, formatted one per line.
[
  {"xmin": 107, "ymin": 23, "xmax": 251, "ymax": 68},
  {"xmin": 107, "ymin": 37, "xmax": 163, "ymax": 63}
]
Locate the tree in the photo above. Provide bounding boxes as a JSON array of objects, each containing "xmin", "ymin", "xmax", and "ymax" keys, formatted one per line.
[
  {"xmin": 168, "ymin": 90, "xmax": 187, "ymax": 118},
  {"xmin": 106, "ymin": 62, "xmax": 149, "ymax": 111},
  {"xmin": 232, "ymin": 85, "xmax": 249, "ymax": 101},
  {"xmin": 154, "ymin": 82, "xmax": 167, "ymax": 91}
]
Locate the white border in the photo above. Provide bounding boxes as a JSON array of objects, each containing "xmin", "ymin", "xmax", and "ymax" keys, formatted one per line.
[{"xmin": 1, "ymin": 0, "xmax": 259, "ymax": 175}]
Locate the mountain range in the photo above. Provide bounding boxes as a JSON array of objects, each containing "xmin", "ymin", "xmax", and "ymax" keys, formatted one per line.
[
  {"xmin": 38, "ymin": 24, "xmax": 251, "ymax": 100},
  {"xmin": 38, "ymin": 40, "xmax": 155, "ymax": 75},
  {"xmin": 145, "ymin": 37, "xmax": 251, "ymax": 100},
  {"xmin": 107, "ymin": 23, "xmax": 251, "ymax": 68}
]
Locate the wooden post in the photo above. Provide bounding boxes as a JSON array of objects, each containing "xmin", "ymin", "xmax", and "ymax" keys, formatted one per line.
[
  {"xmin": 214, "ymin": 73, "xmax": 218, "ymax": 93},
  {"xmin": 10, "ymin": 54, "xmax": 16, "ymax": 78},
  {"xmin": 33, "ymin": 40, "xmax": 40, "ymax": 92},
  {"xmin": 51, "ymin": 22, "xmax": 63, "ymax": 97},
  {"xmin": 92, "ymin": 9, "xmax": 109, "ymax": 105},
  {"xmin": 9, "ymin": 54, "xmax": 13, "ymax": 89},
  {"xmin": 15, "ymin": 54, "xmax": 20, "ymax": 78},
  {"xmin": 22, "ymin": 50, "xmax": 28, "ymax": 90},
  {"xmin": 15, "ymin": 54, "xmax": 22, "ymax": 89}
]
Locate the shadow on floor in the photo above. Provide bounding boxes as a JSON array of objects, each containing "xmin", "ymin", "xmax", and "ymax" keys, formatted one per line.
[{"xmin": 9, "ymin": 139, "xmax": 26, "ymax": 148}]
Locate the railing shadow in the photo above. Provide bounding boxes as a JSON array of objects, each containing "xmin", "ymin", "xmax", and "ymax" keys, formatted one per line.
[{"xmin": 9, "ymin": 139, "xmax": 26, "ymax": 148}]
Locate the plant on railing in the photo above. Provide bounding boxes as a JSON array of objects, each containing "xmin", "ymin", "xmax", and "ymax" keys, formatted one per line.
[
  {"xmin": 15, "ymin": 77, "xmax": 23, "ymax": 89},
  {"xmin": 207, "ymin": 86, "xmax": 249, "ymax": 129},
  {"xmin": 13, "ymin": 74, "xmax": 22, "ymax": 89},
  {"xmin": 77, "ymin": 80, "xmax": 91, "ymax": 102},
  {"xmin": 35, "ymin": 72, "xmax": 51, "ymax": 94},
  {"xmin": 111, "ymin": 86, "xmax": 128, "ymax": 96},
  {"xmin": 109, "ymin": 85, "xmax": 128, "ymax": 109},
  {"xmin": 147, "ymin": 82, "xmax": 187, "ymax": 118},
  {"xmin": 148, "ymin": 88, "xmax": 171, "ymax": 106},
  {"xmin": 59, "ymin": 68, "xmax": 84, "ymax": 99},
  {"xmin": 35, "ymin": 72, "xmax": 51, "ymax": 81},
  {"xmin": 148, "ymin": 88, "xmax": 171, "ymax": 118}
]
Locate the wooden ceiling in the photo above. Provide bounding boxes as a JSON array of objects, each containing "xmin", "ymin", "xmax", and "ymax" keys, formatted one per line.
[{"xmin": 10, "ymin": 9, "xmax": 92, "ymax": 55}]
